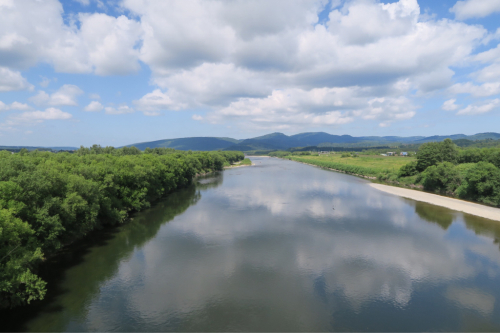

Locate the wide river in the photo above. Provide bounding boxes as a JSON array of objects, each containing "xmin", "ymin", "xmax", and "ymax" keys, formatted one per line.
[{"xmin": 4, "ymin": 157, "xmax": 500, "ymax": 331}]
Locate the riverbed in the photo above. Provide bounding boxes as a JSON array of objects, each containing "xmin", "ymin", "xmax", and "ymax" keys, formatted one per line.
[{"xmin": 4, "ymin": 157, "xmax": 500, "ymax": 331}]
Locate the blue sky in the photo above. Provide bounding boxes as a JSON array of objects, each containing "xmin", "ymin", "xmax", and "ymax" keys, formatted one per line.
[{"xmin": 1, "ymin": 0, "xmax": 500, "ymax": 147}]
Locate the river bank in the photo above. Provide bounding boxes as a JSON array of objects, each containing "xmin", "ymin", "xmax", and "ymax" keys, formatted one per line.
[
  {"xmin": 282, "ymin": 156, "xmax": 500, "ymax": 222},
  {"xmin": 370, "ymin": 183, "xmax": 500, "ymax": 222}
]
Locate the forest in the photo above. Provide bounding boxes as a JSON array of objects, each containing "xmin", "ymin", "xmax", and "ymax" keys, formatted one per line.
[{"xmin": 0, "ymin": 146, "xmax": 244, "ymax": 308}]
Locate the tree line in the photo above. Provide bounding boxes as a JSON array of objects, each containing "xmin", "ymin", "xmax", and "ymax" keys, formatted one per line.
[
  {"xmin": 398, "ymin": 139, "xmax": 500, "ymax": 206},
  {"xmin": 0, "ymin": 146, "xmax": 244, "ymax": 308}
]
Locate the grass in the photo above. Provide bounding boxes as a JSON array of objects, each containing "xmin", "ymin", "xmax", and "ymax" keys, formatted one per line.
[
  {"xmin": 224, "ymin": 158, "xmax": 253, "ymax": 168},
  {"xmin": 288, "ymin": 154, "xmax": 415, "ymax": 177},
  {"xmin": 240, "ymin": 158, "xmax": 252, "ymax": 165}
]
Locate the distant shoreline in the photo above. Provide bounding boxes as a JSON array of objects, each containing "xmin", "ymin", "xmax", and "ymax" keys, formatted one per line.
[{"xmin": 369, "ymin": 183, "xmax": 500, "ymax": 222}]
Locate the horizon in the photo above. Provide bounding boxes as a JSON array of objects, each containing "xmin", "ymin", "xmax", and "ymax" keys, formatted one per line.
[{"xmin": 1, "ymin": 0, "xmax": 500, "ymax": 146}]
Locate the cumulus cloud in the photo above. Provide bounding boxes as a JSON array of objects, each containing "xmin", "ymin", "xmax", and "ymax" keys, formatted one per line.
[
  {"xmin": 104, "ymin": 105, "xmax": 135, "ymax": 115},
  {"xmin": 17, "ymin": 107, "xmax": 73, "ymax": 121},
  {"xmin": 29, "ymin": 84, "xmax": 83, "ymax": 106},
  {"xmin": 133, "ymin": 89, "xmax": 182, "ymax": 113},
  {"xmin": 0, "ymin": 107, "xmax": 73, "ymax": 131},
  {"xmin": 0, "ymin": 101, "xmax": 31, "ymax": 112},
  {"xmin": 0, "ymin": 67, "xmax": 33, "ymax": 91},
  {"xmin": 449, "ymin": 82, "xmax": 500, "ymax": 97},
  {"xmin": 457, "ymin": 99, "xmax": 500, "ymax": 115},
  {"xmin": 442, "ymin": 99, "xmax": 459, "ymax": 111},
  {"xmin": 83, "ymin": 101, "xmax": 103, "ymax": 112},
  {"xmin": 451, "ymin": 0, "xmax": 500, "ymax": 20},
  {"xmin": 0, "ymin": 0, "xmax": 141, "ymax": 75},
  {"xmin": 1, "ymin": 0, "xmax": 499, "ymax": 129},
  {"xmin": 129, "ymin": 0, "xmax": 487, "ymax": 128}
]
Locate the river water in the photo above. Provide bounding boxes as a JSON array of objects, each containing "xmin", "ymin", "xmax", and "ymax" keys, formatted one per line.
[{"xmin": 4, "ymin": 157, "xmax": 500, "ymax": 331}]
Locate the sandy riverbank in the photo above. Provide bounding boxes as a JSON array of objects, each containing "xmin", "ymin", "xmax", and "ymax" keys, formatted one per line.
[{"xmin": 369, "ymin": 183, "xmax": 500, "ymax": 222}]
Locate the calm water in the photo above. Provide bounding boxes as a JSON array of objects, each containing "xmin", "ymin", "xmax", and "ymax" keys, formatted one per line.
[{"xmin": 4, "ymin": 157, "xmax": 500, "ymax": 331}]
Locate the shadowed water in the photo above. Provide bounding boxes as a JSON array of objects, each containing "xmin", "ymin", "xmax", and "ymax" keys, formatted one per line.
[{"xmin": 3, "ymin": 157, "xmax": 500, "ymax": 331}]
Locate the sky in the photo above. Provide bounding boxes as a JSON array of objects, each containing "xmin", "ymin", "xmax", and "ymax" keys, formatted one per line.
[{"xmin": 1, "ymin": 0, "xmax": 500, "ymax": 147}]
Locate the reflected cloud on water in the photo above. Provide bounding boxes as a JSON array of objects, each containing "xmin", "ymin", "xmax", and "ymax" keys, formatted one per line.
[{"xmin": 13, "ymin": 157, "xmax": 500, "ymax": 331}]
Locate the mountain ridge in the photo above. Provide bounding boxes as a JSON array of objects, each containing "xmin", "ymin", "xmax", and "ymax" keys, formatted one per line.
[{"xmin": 124, "ymin": 132, "xmax": 500, "ymax": 151}]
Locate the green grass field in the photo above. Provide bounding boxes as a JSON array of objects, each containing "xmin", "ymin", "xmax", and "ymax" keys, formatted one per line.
[
  {"xmin": 289, "ymin": 154, "xmax": 415, "ymax": 177},
  {"xmin": 240, "ymin": 158, "xmax": 252, "ymax": 165}
]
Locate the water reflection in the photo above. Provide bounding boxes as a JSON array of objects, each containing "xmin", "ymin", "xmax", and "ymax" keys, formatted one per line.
[{"xmin": 3, "ymin": 157, "xmax": 500, "ymax": 331}]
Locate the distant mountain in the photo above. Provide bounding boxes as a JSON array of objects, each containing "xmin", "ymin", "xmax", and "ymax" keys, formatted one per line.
[
  {"xmin": 0, "ymin": 146, "xmax": 78, "ymax": 151},
  {"xmin": 124, "ymin": 137, "xmax": 241, "ymax": 151},
  {"xmin": 124, "ymin": 132, "xmax": 500, "ymax": 151}
]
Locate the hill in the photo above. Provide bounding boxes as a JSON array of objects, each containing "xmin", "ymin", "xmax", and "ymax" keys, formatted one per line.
[
  {"xmin": 123, "ymin": 137, "xmax": 240, "ymax": 151},
  {"xmin": 121, "ymin": 132, "xmax": 500, "ymax": 151}
]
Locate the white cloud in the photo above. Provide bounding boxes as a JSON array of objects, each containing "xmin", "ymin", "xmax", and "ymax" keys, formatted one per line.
[
  {"xmin": 89, "ymin": 93, "xmax": 101, "ymax": 100},
  {"xmin": 104, "ymin": 105, "xmax": 135, "ymax": 115},
  {"xmin": 17, "ymin": 107, "xmax": 72, "ymax": 121},
  {"xmin": 76, "ymin": 13, "xmax": 142, "ymax": 75},
  {"xmin": 29, "ymin": 84, "xmax": 83, "ymax": 106},
  {"xmin": 451, "ymin": 0, "xmax": 500, "ymax": 20},
  {"xmin": 133, "ymin": 89, "xmax": 182, "ymax": 112},
  {"xmin": 0, "ymin": 0, "xmax": 141, "ymax": 75},
  {"xmin": 83, "ymin": 101, "xmax": 103, "ymax": 112},
  {"xmin": 202, "ymin": 87, "xmax": 415, "ymax": 130},
  {"xmin": 442, "ymin": 99, "xmax": 459, "ymax": 111},
  {"xmin": 473, "ymin": 63, "xmax": 500, "ymax": 82},
  {"xmin": 0, "ymin": 107, "xmax": 73, "ymax": 131},
  {"xmin": 0, "ymin": 100, "xmax": 32, "ymax": 111},
  {"xmin": 9, "ymin": 101, "xmax": 31, "ymax": 110},
  {"xmin": 1, "ymin": 0, "xmax": 498, "ymax": 129},
  {"xmin": 457, "ymin": 99, "xmax": 500, "ymax": 115},
  {"xmin": 0, "ymin": 67, "xmax": 33, "ymax": 91},
  {"xmin": 449, "ymin": 82, "xmax": 500, "ymax": 97},
  {"xmin": 123, "ymin": 0, "xmax": 487, "ymax": 128}
]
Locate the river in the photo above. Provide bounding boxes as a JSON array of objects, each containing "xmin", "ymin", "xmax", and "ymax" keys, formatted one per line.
[{"xmin": 3, "ymin": 157, "xmax": 500, "ymax": 331}]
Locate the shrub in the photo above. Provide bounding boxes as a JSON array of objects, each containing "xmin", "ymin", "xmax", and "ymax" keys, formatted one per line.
[
  {"xmin": 398, "ymin": 161, "xmax": 418, "ymax": 177},
  {"xmin": 457, "ymin": 162, "xmax": 500, "ymax": 206},
  {"xmin": 421, "ymin": 162, "xmax": 461, "ymax": 193}
]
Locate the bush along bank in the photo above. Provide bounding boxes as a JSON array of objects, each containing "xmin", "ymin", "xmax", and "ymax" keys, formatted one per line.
[
  {"xmin": 0, "ymin": 146, "xmax": 244, "ymax": 308},
  {"xmin": 397, "ymin": 139, "xmax": 500, "ymax": 207},
  {"xmin": 279, "ymin": 139, "xmax": 500, "ymax": 208}
]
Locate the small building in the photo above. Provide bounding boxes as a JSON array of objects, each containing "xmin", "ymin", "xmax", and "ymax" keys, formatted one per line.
[
  {"xmin": 401, "ymin": 152, "xmax": 408, "ymax": 156},
  {"xmin": 381, "ymin": 154, "xmax": 387, "ymax": 156},
  {"xmin": 387, "ymin": 152, "xmax": 395, "ymax": 156}
]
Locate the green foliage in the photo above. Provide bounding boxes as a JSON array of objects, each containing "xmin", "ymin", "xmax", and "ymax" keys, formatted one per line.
[
  {"xmin": 341, "ymin": 153, "xmax": 350, "ymax": 158},
  {"xmin": 456, "ymin": 162, "xmax": 500, "ymax": 206},
  {"xmin": 398, "ymin": 161, "xmax": 418, "ymax": 177},
  {"xmin": 291, "ymin": 156, "xmax": 380, "ymax": 176},
  {"xmin": 0, "ymin": 148, "xmax": 243, "ymax": 308},
  {"xmin": 240, "ymin": 158, "xmax": 252, "ymax": 165},
  {"xmin": 421, "ymin": 162, "xmax": 461, "ymax": 193},
  {"xmin": 268, "ymin": 151, "xmax": 290, "ymax": 158},
  {"xmin": 416, "ymin": 139, "xmax": 459, "ymax": 171}
]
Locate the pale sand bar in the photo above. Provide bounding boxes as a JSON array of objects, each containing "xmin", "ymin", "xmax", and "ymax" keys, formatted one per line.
[{"xmin": 369, "ymin": 183, "xmax": 500, "ymax": 222}]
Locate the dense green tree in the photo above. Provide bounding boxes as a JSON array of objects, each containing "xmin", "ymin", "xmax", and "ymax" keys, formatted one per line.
[
  {"xmin": 0, "ymin": 148, "xmax": 244, "ymax": 308},
  {"xmin": 421, "ymin": 162, "xmax": 461, "ymax": 193},
  {"xmin": 398, "ymin": 160, "xmax": 418, "ymax": 177},
  {"xmin": 457, "ymin": 162, "xmax": 500, "ymax": 206},
  {"xmin": 416, "ymin": 139, "xmax": 459, "ymax": 171}
]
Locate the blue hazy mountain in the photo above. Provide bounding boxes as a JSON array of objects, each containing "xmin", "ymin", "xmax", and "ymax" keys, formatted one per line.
[
  {"xmin": 125, "ymin": 132, "xmax": 500, "ymax": 151},
  {"xmin": 124, "ymin": 137, "xmax": 241, "ymax": 151}
]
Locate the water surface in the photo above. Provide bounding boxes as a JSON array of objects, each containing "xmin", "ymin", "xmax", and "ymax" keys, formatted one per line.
[{"xmin": 4, "ymin": 157, "xmax": 500, "ymax": 331}]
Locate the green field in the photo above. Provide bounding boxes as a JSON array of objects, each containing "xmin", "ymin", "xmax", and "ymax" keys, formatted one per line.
[{"xmin": 289, "ymin": 154, "xmax": 415, "ymax": 177}]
